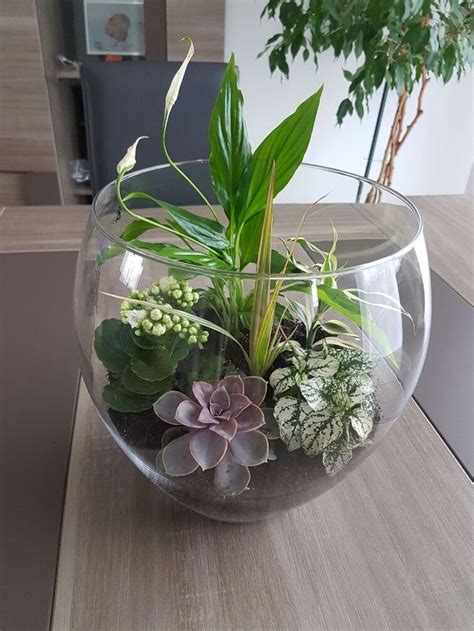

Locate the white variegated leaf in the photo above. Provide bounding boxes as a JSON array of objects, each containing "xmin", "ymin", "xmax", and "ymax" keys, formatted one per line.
[
  {"xmin": 269, "ymin": 367, "xmax": 296, "ymax": 396},
  {"xmin": 273, "ymin": 396, "xmax": 302, "ymax": 452},
  {"xmin": 306, "ymin": 350, "xmax": 339, "ymax": 377},
  {"xmin": 299, "ymin": 377, "xmax": 328, "ymax": 411},
  {"xmin": 322, "ymin": 438, "xmax": 353, "ymax": 476},
  {"xmin": 343, "ymin": 373, "xmax": 374, "ymax": 406},
  {"xmin": 331, "ymin": 385, "xmax": 352, "ymax": 412},
  {"xmin": 320, "ymin": 319, "xmax": 356, "ymax": 336},
  {"xmin": 301, "ymin": 406, "xmax": 343, "ymax": 457},
  {"xmin": 335, "ymin": 347, "xmax": 379, "ymax": 375},
  {"xmin": 349, "ymin": 407, "xmax": 374, "ymax": 440}
]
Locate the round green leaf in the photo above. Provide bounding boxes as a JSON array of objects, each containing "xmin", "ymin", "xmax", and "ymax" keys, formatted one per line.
[
  {"xmin": 102, "ymin": 384, "xmax": 155, "ymax": 413},
  {"xmin": 121, "ymin": 364, "xmax": 171, "ymax": 395}
]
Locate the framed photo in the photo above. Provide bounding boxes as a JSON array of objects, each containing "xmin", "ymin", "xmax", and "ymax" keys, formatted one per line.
[{"xmin": 83, "ymin": 0, "xmax": 145, "ymax": 57}]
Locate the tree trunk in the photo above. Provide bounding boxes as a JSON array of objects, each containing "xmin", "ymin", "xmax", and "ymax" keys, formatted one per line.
[{"xmin": 366, "ymin": 73, "xmax": 430, "ymax": 203}]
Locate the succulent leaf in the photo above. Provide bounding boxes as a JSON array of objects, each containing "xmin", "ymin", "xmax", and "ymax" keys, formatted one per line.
[
  {"xmin": 175, "ymin": 400, "xmax": 206, "ymax": 428},
  {"xmin": 243, "ymin": 376, "xmax": 268, "ymax": 405},
  {"xmin": 190, "ymin": 429, "xmax": 228, "ymax": 470},
  {"xmin": 235, "ymin": 404, "xmax": 265, "ymax": 432},
  {"xmin": 229, "ymin": 430, "xmax": 269, "ymax": 466},
  {"xmin": 214, "ymin": 452, "xmax": 250, "ymax": 496},
  {"xmin": 153, "ymin": 391, "xmax": 188, "ymax": 424},
  {"xmin": 161, "ymin": 433, "xmax": 200, "ymax": 476}
]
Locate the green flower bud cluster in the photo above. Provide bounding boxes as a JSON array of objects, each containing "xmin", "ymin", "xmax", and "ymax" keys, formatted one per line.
[{"xmin": 119, "ymin": 276, "xmax": 208, "ymax": 347}]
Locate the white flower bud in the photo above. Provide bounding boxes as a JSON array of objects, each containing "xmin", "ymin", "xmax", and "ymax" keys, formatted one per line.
[
  {"xmin": 116, "ymin": 136, "xmax": 148, "ymax": 175},
  {"xmin": 152, "ymin": 324, "xmax": 166, "ymax": 336}
]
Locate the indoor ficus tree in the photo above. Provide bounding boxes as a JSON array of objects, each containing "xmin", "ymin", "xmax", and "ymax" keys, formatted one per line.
[{"xmin": 260, "ymin": 0, "xmax": 473, "ymax": 197}]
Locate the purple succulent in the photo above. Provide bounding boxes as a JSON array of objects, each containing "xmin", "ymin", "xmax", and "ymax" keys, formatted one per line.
[{"xmin": 153, "ymin": 375, "xmax": 269, "ymax": 496}]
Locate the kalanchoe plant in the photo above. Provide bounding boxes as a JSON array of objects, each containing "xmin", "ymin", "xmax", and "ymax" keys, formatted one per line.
[{"xmin": 154, "ymin": 375, "xmax": 269, "ymax": 496}]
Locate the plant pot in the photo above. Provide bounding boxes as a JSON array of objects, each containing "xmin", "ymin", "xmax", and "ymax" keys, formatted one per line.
[{"xmin": 74, "ymin": 160, "xmax": 430, "ymax": 523}]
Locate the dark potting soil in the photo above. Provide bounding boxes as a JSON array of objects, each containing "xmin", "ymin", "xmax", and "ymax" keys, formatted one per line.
[{"xmin": 109, "ymin": 317, "xmax": 337, "ymax": 452}]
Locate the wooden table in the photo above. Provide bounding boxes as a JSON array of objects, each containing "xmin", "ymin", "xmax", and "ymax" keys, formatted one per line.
[{"xmin": 1, "ymin": 197, "xmax": 473, "ymax": 631}]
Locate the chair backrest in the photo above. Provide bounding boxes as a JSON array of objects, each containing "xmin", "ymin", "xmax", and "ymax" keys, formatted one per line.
[{"xmin": 80, "ymin": 61, "xmax": 227, "ymax": 194}]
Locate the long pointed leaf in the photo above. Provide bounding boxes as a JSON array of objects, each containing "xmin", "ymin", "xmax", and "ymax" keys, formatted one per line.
[
  {"xmin": 239, "ymin": 86, "xmax": 323, "ymax": 225},
  {"xmin": 209, "ymin": 53, "xmax": 252, "ymax": 223}
]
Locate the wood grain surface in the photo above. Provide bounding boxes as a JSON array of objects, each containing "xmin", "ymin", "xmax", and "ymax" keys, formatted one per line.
[
  {"xmin": 0, "ymin": 205, "xmax": 90, "ymax": 253},
  {"xmin": 167, "ymin": 0, "xmax": 225, "ymax": 62},
  {"xmin": 0, "ymin": 1, "xmax": 56, "ymax": 172},
  {"xmin": 46, "ymin": 195, "xmax": 474, "ymax": 630},
  {"xmin": 410, "ymin": 195, "xmax": 473, "ymax": 305},
  {"xmin": 52, "ymin": 385, "xmax": 472, "ymax": 631}
]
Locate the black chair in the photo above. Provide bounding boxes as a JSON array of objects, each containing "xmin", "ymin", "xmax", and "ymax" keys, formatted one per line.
[{"xmin": 80, "ymin": 61, "xmax": 227, "ymax": 195}]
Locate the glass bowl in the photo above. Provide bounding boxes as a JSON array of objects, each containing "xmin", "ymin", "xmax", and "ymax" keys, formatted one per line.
[{"xmin": 74, "ymin": 161, "xmax": 431, "ymax": 522}]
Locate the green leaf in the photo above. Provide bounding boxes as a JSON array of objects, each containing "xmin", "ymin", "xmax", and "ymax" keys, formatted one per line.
[
  {"xmin": 120, "ymin": 324, "xmax": 139, "ymax": 355},
  {"xmin": 156, "ymin": 199, "xmax": 230, "ymax": 250},
  {"xmin": 336, "ymin": 98, "xmax": 353, "ymax": 125},
  {"xmin": 96, "ymin": 244, "xmax": 124, "ymax": 265},
  {"xmin": 208, "ymin": 53, "xmax": 252, "ymax": 223},
  {"xmin": 120, "ymin": 217, "xmax": 160, "ymax": 241},
  {"xmin": 170, "ymin": 337, "xmax": 190, "ymax": 362},
  {"xmin": 317, "ymin": 285, "xmax": 399, "ymax": 367},
  {"xmin": 130, "ymin": 329, "xmax": 162, "ymax": 350},
  {"xmin": 131, "ymin": 240, "xmax": 231, "ymax": 269},
  {"xmin": 239, "ymin": 214, "xmax": 264, "ymax": 268},
  {"xmin": 269, "ymin": 367, "xmax": 297, "ymax": 396},
  {"xmin": 239, "ymin": 86, "xmax": 323, "ymax": 224},
  {"xmin": 131, "ymin": 348, "xmax": 177, "ymax": 382},
  {"xmin": 121, "ymin": 364, "xmax": 171, "ymax": 395},
  {"xmin": 273, "ymin": 396, "xmax": 302, "ymax": 451},
  {"xmin": 322, "ymin": 436, "xmax": 353, "ymax": 475},
  {"xmin": 102, "ymin": 383, "xmax": 156, "ymax": 413},
  {"xmin": 94, "ymin": 319, "xmax": 131, "ymax": 374},
  {"xmin": 349, "ymin": 407, "xmax": 374, "ymax": 440},
  {"xmin": 320, "ymin": 319, "xmax": 356, "ymax": 336}
]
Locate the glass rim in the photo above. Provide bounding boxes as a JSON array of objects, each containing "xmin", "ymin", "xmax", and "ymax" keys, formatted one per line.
[{"xmin": 92, "ymin": 160, "xmax": 424, "ymax": 280}]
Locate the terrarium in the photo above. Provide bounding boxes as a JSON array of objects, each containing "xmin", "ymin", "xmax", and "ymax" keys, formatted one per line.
[{"xmin": 73, "ymin": 41, "xmax": 431, "ymax": 522}]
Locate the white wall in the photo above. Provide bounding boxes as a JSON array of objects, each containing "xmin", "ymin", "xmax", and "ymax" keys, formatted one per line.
[{"xmin": 225, "ymin": 0, "xmax": 473, "ymax": 197}]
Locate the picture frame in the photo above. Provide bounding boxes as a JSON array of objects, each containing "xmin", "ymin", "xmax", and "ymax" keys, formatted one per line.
[{"xmin": 82, "ymin": 0, "xmax": 145, "ymax": 57}]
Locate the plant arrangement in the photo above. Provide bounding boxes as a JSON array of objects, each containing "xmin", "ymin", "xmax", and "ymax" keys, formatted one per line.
[
  {"xmin": 94, "ymin": 40, "xmax": 411, "ymax": 497},
  {"xmin": 260, "ymin": 0, "xmax": 473, "ymax": 194}
]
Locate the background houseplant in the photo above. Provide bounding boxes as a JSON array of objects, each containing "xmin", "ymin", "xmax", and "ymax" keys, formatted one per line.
[{"xmin": 260, "ymin": 0, "xmax": 473, "ymax": 197}]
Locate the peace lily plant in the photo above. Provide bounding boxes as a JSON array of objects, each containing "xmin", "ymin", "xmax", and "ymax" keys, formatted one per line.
[{"xmin": 93, "ymin": 39, "xmax": 411, "ymax": 497}]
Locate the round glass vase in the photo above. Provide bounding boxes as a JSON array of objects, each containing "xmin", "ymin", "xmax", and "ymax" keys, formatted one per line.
[{"xmin": 74, "ymin": 161, "xmax": 431, "ymax": 523}]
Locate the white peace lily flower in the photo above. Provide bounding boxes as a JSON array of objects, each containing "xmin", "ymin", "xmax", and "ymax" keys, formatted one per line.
[
  {"xmin": 164, "ymin": 37, "xmax": 194, "ymax": 124},
  {"xmin": 126, "ymin": 309, "xmax": 147, "ymax": 328},
  {"xmin": 116, "ymin": 136, "xmax": 148, "ymax": 175}
]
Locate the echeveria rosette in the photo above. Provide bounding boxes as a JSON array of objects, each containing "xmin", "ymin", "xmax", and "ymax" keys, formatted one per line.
[{"xmin": 154, "ymin": 375, "xmax": 269, "ymax": 496}]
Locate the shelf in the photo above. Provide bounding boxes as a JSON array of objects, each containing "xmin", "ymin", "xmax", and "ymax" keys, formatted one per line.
[
  {"xmin": 56, "ymin": 69, "xmax": 80, "ymax": 80},
  {"xmin": 72, "ymin": 183, "xmax": 92, "ymax": 196}
]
